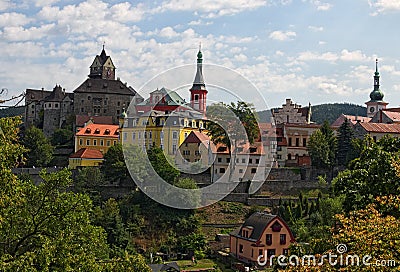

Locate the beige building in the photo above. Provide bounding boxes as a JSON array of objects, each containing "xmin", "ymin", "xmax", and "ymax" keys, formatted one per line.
[
  {"xmin": 230, "ymin": 212, "xmax": 295, "ymax": 266},
  {"xmin": 273, "ymin": 98, "xmax": 311, "ymax": 125}
]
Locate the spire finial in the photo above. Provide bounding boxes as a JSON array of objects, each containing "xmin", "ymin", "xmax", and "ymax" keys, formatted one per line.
[
  {"xmin": 103, "ymin": 41, "xmax": 105, "ymax": 50},
  {"xmin": 376, "ymin": 58, "xmax": 378, "ymax": 73},
  {"xmin": 199, "ymin": 42, "xmax": 202, "ymax": 52}
]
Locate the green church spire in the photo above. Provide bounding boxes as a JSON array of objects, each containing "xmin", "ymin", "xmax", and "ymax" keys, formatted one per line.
[{"xmin": 370, "ymin": 59, "xmax": 384, "ymax": 101}]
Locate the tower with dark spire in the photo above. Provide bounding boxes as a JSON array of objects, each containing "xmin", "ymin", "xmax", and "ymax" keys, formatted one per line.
[
  {"xmin": 190, "ymin": 44, "xmax": 208, "ymax": 115},
  {"xmin": 89, "ymin": 45, "xmax": 116, "ymax": 80},
  {"xmin": 366, "ymin": 59, "xmax": 388, "ymax": 118}
]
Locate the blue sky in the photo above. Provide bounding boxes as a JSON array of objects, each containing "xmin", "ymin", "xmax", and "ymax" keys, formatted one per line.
[{"xmin": 1, "ymin": 0, "xmax": 400, "ymax": 110}]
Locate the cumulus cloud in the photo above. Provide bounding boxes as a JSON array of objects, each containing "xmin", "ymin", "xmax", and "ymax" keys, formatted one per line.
[
  {"xmin": 308, "ymin": 25, "xmax": 324, "ymax": 32},
  {"xmin": 0, "ymin": 12, "xmax": 31, "ymax": 27},
  {"xmin": 154, "ymin": 0, "xmax": 267, "ymax": 17},
  {"xmin": 368, "ymin": 0, "xmax": 400, "ymax": 15},
  {"xmin": 269, "ymin": 30, "xmax": 296, "ymax": 41}
]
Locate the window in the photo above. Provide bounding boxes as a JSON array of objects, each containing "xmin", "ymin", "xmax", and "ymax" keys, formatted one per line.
[
  {"xmin": 81, "ymin": 108, "xmax": 84, "ymax": 113},
  {"xmin": 303, "ymin": 138, "xmax": 307, "ymax": 147},
  {"xmin": 123, "ymin": 133, "xmax": 127, "ymax": 141},
  {"xmin": 280, "ymin": 234, "xmax": 286, "ymax": 245},
  {"xmin": 249, "ymin": 158, "xmax": 252, "ymax": 164},
  {"xmin": 271, "ymin": 221, "xmax": 283, "ymax": 232},
  {"xmin": 251, "ymin": 168, "xmax": 257, "ymax": 173},
  {"xmin": 195, "ymin": 150, "xmax": 200, "ymax": 156},
  {"xmin": 86, "ymin": 139, "xmax": 90, "ymax": 145},
  {"xmin": 226, "ymin": 158, "xmax": 230, "ymax": 163},
  {"xmin": 288, "ymin": 154, "xmax": 292, "ymax": 160},
  {"xmin": 100, "ymin": 140, "xmax": 104, "ymax": 146},
  {"xmin": 239, "ymin": 169, "xmax": 243, "ymax": 174},
  {"xmin": 149, "ymin": 131, "xmax": 152, "ymax": 139},
  {"xmin": 183, "ymin": 150, "xmax": 190, "ymax": 155},
  {"xmin": 172, "ymin": 144, "xmax": 177, "ymax": 154},
  {"xmin": 172, "ymin": 131, "xmax": 178, "ymax": 139},
  {"xmin": 266, "ymin": 234, "xmax": 272, "ymax": 245},
  {"xmin": 138, "ymin": 132, "xmax": 141, "ymax": 139},
  {"xmin": 144, "ymin": 132, "xmax": 147, "ymax": 139},
  {"xmin": 93, "ymin": 139, "xmax": 97, "ymax": 146},
  {"xmin": 251, "ymin": 249, "xmax": 254, "ymax": 258},
  {"xmin": 242, "ymin": 158, "xmax": 246, "ymax": 163},
  {"xmin": 79, "ymin": 139, "xmax": 83, "ymax": 145},
  {"xmin": 55, "ymin": 103, "xmax": 58, "ymax": 108},
  {"xmin": 117, "ymin": 101, "xmax": 120, "ymax": 106},
  {"xmin": 239, "ymin": 244, "xmax": 244, "ymax": 254},
  {"xmin": 267, "ymin": 249, "xmax": 276, "ymax": 258},
  {"xmin": 296, "ymin": 138, "xmax": 299, "ymax": 147},
  {"xmin": 107, "ymin": 140, "xmax": 110, "ymax": 146},
  {"xmin": 113, "ymin": 141, "xmax": 117, "ymax": 145},
  {"xmin": 288, "ymin": 138, "xmax": 292, "ymax": 146},
  {"xmin": 256, "ymin": 158, "xmax": 260, "ymax": 164},
  {"xmin": 217, "ymin": 158, "xmax": 222, "ymax": 163},
  {"xmin": 194, "ymin": 94, "xmax": 199, "ymax": 101},
  {"xmin": 219, "ymin": 168, "xmax": 225, "ymax": 173}
]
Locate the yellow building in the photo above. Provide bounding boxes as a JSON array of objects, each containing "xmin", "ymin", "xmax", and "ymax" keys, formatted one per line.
[
  {"xmin": 69, "ymin": 123, "xmax": 120, "ymax": 169},
  {"xmin": 69, "ymin": 148, "xmax": 104, "ymax": 169},
  {"xmin": 121, "ymin": 110, "xmax": 207, "ymax": 156},
  {"xmin": 74, "ymin": 123, "xmax": 120, "ymax": 153}
]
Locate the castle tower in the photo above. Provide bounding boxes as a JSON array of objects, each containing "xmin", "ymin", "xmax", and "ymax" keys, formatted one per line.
[
  {"xmin": 88, "ymin": 45, "xmax": 116, "ymax": 80},
  {"xmin": 190, "ymin": 45, "xmax": 208, "ymax": 116},
  {"xmin": 366, "ymin": 59, "xmax": 388, "ymax": 118}
]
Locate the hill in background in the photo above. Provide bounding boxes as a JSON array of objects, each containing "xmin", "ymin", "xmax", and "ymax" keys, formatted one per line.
[
  {"xmin": 0, "ymin": 106, "xmax": 25, "ymax": 118},
  {"xmin": 258, "ymin": 103, "xmax": 366, "ymax": 125}
]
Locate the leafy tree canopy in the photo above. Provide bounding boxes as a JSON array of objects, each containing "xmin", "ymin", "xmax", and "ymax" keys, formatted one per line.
[{"xmin": 23, "ymin": 125, "xmax": 54, "ymax": 167}]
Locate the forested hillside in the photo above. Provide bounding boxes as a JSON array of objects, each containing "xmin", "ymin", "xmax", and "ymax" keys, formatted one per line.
[{"xmin": 258, "ymin": 103, "xmax": 366, "ymax": 125}]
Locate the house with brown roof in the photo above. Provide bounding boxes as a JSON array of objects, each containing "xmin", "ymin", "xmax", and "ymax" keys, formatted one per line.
[
  {"xmin": 331, "ymin": 114, "xmax": 371, "ymax": 127},
  {"xmin": 69, "ymin": 148, "xmax": 104, "ymax": 169},
  {"xmin": 354, "ymin": 122, "xmax": 400, "ymax": 141},
  {"xmin": 230, "ymin": 212, "xmax": 295, "ymax": 266}
]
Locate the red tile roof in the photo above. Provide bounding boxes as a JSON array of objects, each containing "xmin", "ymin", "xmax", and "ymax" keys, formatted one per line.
[
  {"xmin": 332, "ymin": 114, "xmax": 371, "ymax": 127},
  {"xmin": 183, "ymin": 131, "xmax": 211, "ymax": 144},
  {"xmin": 69, "ymin": 148, "xmax": 104, "ymax": 159},
  {"xmin": 76, "ymin": 123, "xmax": 119, "ymax": 138},
  {"xmin": 358, "ymin": 123, "xmax": 400, "ymax": 134},
  {"xmin": 382, "ymin": 111, "xmax": 400, "ymax": 122}
]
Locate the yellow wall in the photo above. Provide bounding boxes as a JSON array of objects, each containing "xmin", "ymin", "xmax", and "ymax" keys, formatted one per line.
[
  {"xmin": 75, "ymin": 135, "xmax": 119, "ymax": 154},
  {"xmin": 68, "ymin": 158, "xmax": 104, "ymax": 169}
]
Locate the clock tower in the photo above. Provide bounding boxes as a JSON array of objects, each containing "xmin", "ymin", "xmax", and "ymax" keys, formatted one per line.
[
  {"xmin": 89, "ymin": 45, "xmax": 116, "ymax": 80},
  {"xmin": 190, "ymin": 45, "xmax": 208, "ymax": 116},
  {"xmin": 366, "ymin": 59, "xmax": 388, "ymax": 118}
]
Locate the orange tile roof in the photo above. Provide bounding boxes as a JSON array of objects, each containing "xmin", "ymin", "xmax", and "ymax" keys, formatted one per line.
[
  {"xmin": 76, "ymin": 123, "xmax": 119, "ymax": 138},
  {"xmin": 215, "ymin": 141, "xmax": 264, "ymax": 155},
  {"xmin": 70, "ymin": 148, "xmax": 104, "ymax": 159},
  {"xmin": 382, "ymin": 110, "xmax": 400, "ymax": 122},
  {"xmin": 184, "ymin": 131, "xmax": 211, "ymax": 144},
  {"xmin": 358, "ymin": 123, "xmax": 400, "ymax": 134}
]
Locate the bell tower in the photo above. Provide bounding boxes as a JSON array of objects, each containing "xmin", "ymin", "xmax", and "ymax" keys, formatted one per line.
[
  {"xmin": 89, "ymin": 45, "xmax": 116, "ymax": 80},
  {"xmin": 190, "ymin": 44, "xmax": 208, "ymax": 116},
  {"xmin": 365, "ymin": 59, "xmax": 388, "ymax": 118}
]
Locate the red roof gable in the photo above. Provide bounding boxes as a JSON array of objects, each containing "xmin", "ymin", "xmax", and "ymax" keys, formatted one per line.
[
  {"xmin": 70, "ymin": 148, "xmax": 104, "ymax": 159},
  {"xmin": 358, "ymin": 122, "xmax": 400, "ymax": 134}
]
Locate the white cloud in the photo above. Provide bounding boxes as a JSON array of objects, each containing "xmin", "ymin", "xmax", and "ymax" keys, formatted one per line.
[
  {"xmin": 154, "ymin": 0, "xmax": 267, "ymax": 17},
  {"xmin": 269, "ymin": 30, "xmax": 296, "ymax": 41},
  {"xmin": 1, "ymin": 24, "xmax": 56, "ymax": 41},
  {"xmin": 0, "ymin": 12, "xmax": 31, "ymax": 27},
  {"xmin": 188, "ymin": 19, "xmax": 213, "ymax": 26},
  {"xmin": 308, "ymin": 25, "xmax": 324, "ymax": 32},
  {"xmin": 369, "ymin": 0, "xmax": 400, "ymax": 15},
  {"xmin": 158, "ymin": 26, "xmax": 179, "ymax": 38},
  {"xmin": 297, "ymin": 51, "xmax": 338, "ymax": 62},
  {"xmin": 110, "ymin": 2, "xmax": 146, "ymax": 23},
  {"xmin": 340, "ymin": 49, "xmax": 371, "ymax": 62},
  {"xmin": 0, "ymin": 0, "xmax": 13, "ymax": 11},
  {"xmin": 34, "ymin": 0, "xmax": 60, "ymax": 7},
  {"xmin": 308, "ymin": 0, "xmax": 332, "ymax": 11}
]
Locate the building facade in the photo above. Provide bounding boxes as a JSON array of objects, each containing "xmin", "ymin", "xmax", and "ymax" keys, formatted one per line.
[
  {"xmin": 230, "ymin": 212, "xmax": 295, "ymax": 266},
  {"xmin": 74, "ymin": 123, "xmax": 120, "ymax": 154},
  {"xmin": 73, "ymin": 47, "xmax": 143, "ymax": 124}
]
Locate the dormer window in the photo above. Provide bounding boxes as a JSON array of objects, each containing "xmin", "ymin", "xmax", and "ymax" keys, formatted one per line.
[
  {"xmin": 250, "ymin": 147, "xmax": 257, "ymax": 153},
  {"xmin": 85, "ymin": 128, "xmax": 91, "ymax": 134},
  {"xmin": 94, "ymin": 128, "xmax": 100, "ymax": 134},
  {"xmin": 271, "ymin": 221, "xmax": 282, "ymax": 232},
  {"xmin": 104, "ymin": 129, "xmax": 110, "ymax": 135}
]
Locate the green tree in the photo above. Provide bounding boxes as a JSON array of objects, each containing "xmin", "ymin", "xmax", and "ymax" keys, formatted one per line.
[
  {"xmin": 102, "ymin": 143, "xmax": 131, "ymax": 184},
  {"xmin": 51, "ymin": 128, "xmax": 74, "ymax": 146},
  {"xmin": 147, "ymin": 146, "xmax": 179, "ymax": 184},
  {"xmin": 333, "ymin": 135, "xmax": 400, "ymax": 212},
  {"xmin": 336, "ymin": 118, "xmax": 355, "ymax": 166},
  {"xmin": 307, "ymin": 129, "xmax": 330, "ymax": 169},
  {"xmin": 320, "ymin": 120, "xmax": 337, "ymax": 166},
  {"xmin": 23, "ymin": 126, "xmax": 54, "ymax": 167}
]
